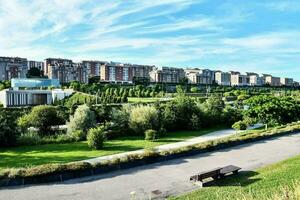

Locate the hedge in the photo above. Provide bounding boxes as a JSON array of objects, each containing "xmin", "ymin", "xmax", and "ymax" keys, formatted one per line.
[{"xmin": 1, "ymin": 121, "xmax": 300, "ymax": 187}]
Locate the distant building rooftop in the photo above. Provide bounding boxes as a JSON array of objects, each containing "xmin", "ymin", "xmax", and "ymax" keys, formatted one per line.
[{"xmin": 11, "ymin": 78, "xmax": 60, "ymax": 89}]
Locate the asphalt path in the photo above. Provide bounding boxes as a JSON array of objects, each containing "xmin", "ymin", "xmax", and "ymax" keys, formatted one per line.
[{"xmin": 1, "ymin": 132, "xmax": 300, "ymax": 200}]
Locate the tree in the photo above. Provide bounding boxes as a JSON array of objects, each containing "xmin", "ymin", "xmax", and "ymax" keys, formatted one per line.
[
  {"xmin": 18, "ymin": 105, "xmax": 64, "ymax": 136},
  {"xmin": 67, "ymin": 104, "xmax": 96, "ymax": 136},
  {"xmin": 129, "ymin": 105, "xmax": 159, "ymax": 135},
  {"xmin": 26, "ymin": 67, "xmax": 43, "ymax": 78},
  {"xmin": 0, "ymin": 110, "xmax": 20, "ymax": 147},
  {"xmin": 244, "ymin": 95, "xmax": 300, "ymax": 126}
]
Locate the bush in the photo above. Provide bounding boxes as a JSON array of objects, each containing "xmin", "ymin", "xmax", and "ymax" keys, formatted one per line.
[
  {"xmin": 145, "ymin": 129, "xmax": 158, "ymax": 141},
  {"xmin": 17, "ymin": 131, "xmax": 41, "ymax": 146},
  {"xmin": 18, "ymin": 105, "xmax": 64, "ymax": 136},
  {"xmin": 87, "ymin": 126, "xmax": 106, "ymax": 150},
  {"xmin": 0, "ymin": 110, "xmax": 20, "ymax": 147},
  {"xmin": 189, "ymin": 114, "xmax": 201, "ymax": 130},
  {"xmin": 107, "ymin": 106, "xmax": 130, "ymax": 138},
  {"xmin": 129, "ymin": 105, "xmax": 159, "ymax": 135},
  {"xmin": 70, "ymin": 130, "xmax": 86, "ymax": 141},
  {"xmin": 67, "ymin": 104, "xmax": 96, "ymax": 136},
  {"xmin": 232, "ymin": 120, "xmax": 248, "ymax": 131}
]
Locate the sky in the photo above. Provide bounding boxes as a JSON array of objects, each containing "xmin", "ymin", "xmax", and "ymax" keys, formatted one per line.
[{"xmin": 0, "ymin": 0, "xmax": 300, "ymax": 81}]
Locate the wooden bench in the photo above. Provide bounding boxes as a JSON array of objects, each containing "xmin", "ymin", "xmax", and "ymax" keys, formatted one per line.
[
  {"xmin": 190, "ymin": 167, "xmax": 222, "ymax": 182},
  {"xmin": 219, "ymin": 165, "xmax": 241, "ymax": 178},
  {"xmin": 190, "ymin": 165, "xmax": 241, "ymax": 183}
]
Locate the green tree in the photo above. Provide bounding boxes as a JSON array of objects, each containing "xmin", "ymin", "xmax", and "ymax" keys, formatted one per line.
[
  {"xmin": 67, "ymin": 104, "xmax": 96, "ymax": 136},
  {"xmin": 18, "ymin": 105, "xmax": 64, "ymax": 136},
  {"xmin": 129, "ymin": 105, "xmax": 159, "ymax": 135}
]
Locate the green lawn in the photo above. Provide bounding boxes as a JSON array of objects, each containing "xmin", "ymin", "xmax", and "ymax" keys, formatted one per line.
[
  {"xmin": 0, "ymin": 126, "xmax": 223, "ymax": 171},
  {"xmin": 172, "ymin": 154, "xmax": 300, "ymax": 200},
  {"xmin": 128, "ymin": 97, "xmax": 172, "ymax": 103}
]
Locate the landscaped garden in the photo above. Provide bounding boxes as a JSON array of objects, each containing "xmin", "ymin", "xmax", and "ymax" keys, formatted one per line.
[
  {"xmin": 172, "ymin": 154, "xmax": 300, "ymax": 200},
  {"xmin": 1, "ymin": 84, "xmax": 300, "ymax": 183},
  {"xmin": 0, "ymin": 126, "xmax": 223, "ymax": 170}
]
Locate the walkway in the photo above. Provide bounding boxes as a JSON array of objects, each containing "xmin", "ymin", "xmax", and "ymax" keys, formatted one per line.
[
  {"xmin": 85, "ymin": 125, "xmax": 261, "ymax": 165},
  {"xmin": 2, "ymin": 127, "xmax": 298, "ymax": 200}
]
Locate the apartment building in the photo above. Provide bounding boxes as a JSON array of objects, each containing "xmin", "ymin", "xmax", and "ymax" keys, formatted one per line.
[
  {"xmin": 131, "ymin": 64, "xmax": 154, "ymax": 79},
  {"xmin": 214, "ymin": 71, "xmax": 231, "ymax": 86},
  {"xmin": 28, "ymin": 60, "xmax": 44, "ymax": 71},
  {"xmin": 185, "ymin": 68, "xmax": 214, "ymax": 84},
  {"xmin": 149, "ymin": 67, "xmax": 185, "ymax": 83},
  {"xmin": 82, "ymin": 60, "xmax": 106, "ymax": 78},
  {"xmin": 45, "ymin": 58, "xmax": 88, "ymax": 84},
  {"xmin": 264, "ymin": 74, "xmax": 281, "ymax": 86},
  {"xmin": 100, "ymin": 63, "xmax": 132, "ymax": 83},
  {"xmin": 246, "ymin": 72, "xmax": 264, "ymax": 86},
  {"xmin": 294, "ymin": 81, "xmax": 300, "ymax": 87},
  {"xmin": 73, "ymin": 62, "xmax": 88, "ymax": 83},
  {"xmin": 280, "ymin": 77, "xmax": 294, "ymax": 86},
  {"xmin": 100, "ymin": 63, "xmax": 154, "ymax": 83},
  {"xmin": 0, "ymin": 57, "xmax": 28, "ymax": 81}
]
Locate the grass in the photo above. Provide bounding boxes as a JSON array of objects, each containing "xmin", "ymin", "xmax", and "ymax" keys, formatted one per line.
[
  {"xmin": 128, "ymin": 97, "xmax": 172, "ymax": 103},
  {"xmin": 172, "ymin": 154, "xmax": 300, "ymax": 200},
  {"xmin": 0, "ymin": 126, "xmax": 223, "ymax": 171}
]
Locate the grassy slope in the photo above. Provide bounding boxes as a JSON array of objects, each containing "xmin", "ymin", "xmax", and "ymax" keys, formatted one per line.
[
  {"xmin": 172, "ymin": 154, "xmax": 300, "ymax": 200},
  {"xmin": 0, "ymin": 126, "xmax": 223, "ymax": 171}
]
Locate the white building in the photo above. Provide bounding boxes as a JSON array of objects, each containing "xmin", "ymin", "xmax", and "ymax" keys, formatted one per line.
[
  {"xmin": 0, "ymin": 78, "xmax": 73, "ymax": 107},
  {"xmin": 214, "ymin": 71, "xmax": 231, "ymax": 86}
]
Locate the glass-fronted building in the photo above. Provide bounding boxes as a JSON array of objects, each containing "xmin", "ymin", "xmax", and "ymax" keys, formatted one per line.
[{"xmin": 11, "ymin": 78, "xmax": 60, "ymax": 89}]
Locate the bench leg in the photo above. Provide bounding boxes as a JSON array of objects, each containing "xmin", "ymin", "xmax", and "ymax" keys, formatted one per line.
[
  {"xmin": 233, "ymin": 170, "xmax": 239, "ymax": 175},
  {"xmin": 194, "ymin": 181, "xmax": 203, "ymax": 187}
]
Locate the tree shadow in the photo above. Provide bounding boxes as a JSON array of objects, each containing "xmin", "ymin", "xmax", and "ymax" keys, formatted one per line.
[{"xmin": 203, "ymin": 171, "xmax": 261, "ymax": 187}]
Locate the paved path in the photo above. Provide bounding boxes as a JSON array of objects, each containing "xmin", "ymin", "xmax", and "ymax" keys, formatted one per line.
[
  {"xmin": 85, "ymin": 125, "xmax": 262, "ymax": 165},
  {"xmin": 1, "ymin": 131, "xmax": 300, "ymax": 200}
]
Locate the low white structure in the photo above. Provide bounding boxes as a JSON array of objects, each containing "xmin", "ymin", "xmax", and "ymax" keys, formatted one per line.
[
  {"xmin": 0, "ymin": 89, "xmax": 73, "ymax": 107},
  {"xmin": 0, "ymin": 78, "xmax": 73, "ymax": 107}
]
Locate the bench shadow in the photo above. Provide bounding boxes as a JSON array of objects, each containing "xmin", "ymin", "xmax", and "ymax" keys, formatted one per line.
[{"xmin": 203, "ymin": 171, "xmax": 260, "ymax": 187}]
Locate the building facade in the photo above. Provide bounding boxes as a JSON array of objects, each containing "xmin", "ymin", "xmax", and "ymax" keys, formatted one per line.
[
  {"xmin": 45, "ymin": 58, "xmax": 88, "ymax": 84},
  {"xmin": 185, "ymin": 68, "xmax": 214, "ymax": 84},
  {"xmin": 82, "ymin": 60, "xmax": 106, "ymax": 79},
  {"xmin": 0, "ymin": 78, "xmax": 73, "ymax": 107},
  {"xmin": 246, "ymin": 73, "xmax": 263, "ymax": 86},
  {"xmin": 0, "ymin": 57, "xmax": 28, "ymax": 81},
  {"xmin": 264, "ymin": 75, "xmax": 281, "ymax": 86},
  {"xmin": 214, "ymin": 71, "xmax": 231, "ymax": 86},
  {"xmin": 149, "ymin": 67, "xmax": 185, "ymax": 83},
  {"xmin": 280, "ymin": 77, "xmax": 294, "ymax": 86},
  {"xmin": 27, "ymin": 60, "xmax": 44, "ymax": 71},
  {"xmin": 230, "ymin": 72, "xmax": 249, "ymax": 86},
  {"xmin": 100, "ymin": 63, "xmax": 133, "ymax": 83}
]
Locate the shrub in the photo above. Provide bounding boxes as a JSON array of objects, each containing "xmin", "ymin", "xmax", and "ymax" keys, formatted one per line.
[
  {"xmin": 87, "ymin": 126, "xmax": 107, "ymax": 150},
  {"xmin": 145, "ymin": 129, "xmax": 158, "ymax": 141},
  {"xmin": 232, "ymin": 120, "xmax": 248, "ymax": 131},
  {"xmin": 129, "ymin": 105, "xmax": 159, "ymax": 135},
  {"xmin": 18, "ymin": 105, "xmax": 64, "ymax": 136},
  {"xmin": 0, "ymin": 110, "xmax": 20, "ymax": 147},
  {"xmin": 189, "ymin": 114, "xmax": 201, "ymax": 130},
  {"xmin": 67, "ymin": 104, "xmax": 96, "ymax": 136},
  {"xmin": 70, "ymin": 130, "xmax": 86, "ymax": 141},
  {"xmin": 107, "ymin": 106, "xmax": 130, "ymax": 138},
  {"xmin": 17, "ymin": 131, "xmax": 41, "ymax": 146}
]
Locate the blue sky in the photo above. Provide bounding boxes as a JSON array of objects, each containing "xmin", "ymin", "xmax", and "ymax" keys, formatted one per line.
[{"xmin": 0, "ymin": 0, "xmax": 300, "ymax": 80}]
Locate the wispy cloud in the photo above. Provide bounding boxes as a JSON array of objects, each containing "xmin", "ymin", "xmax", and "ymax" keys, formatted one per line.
[{"xmin": 0, "ymin": 0, "xmax": 299, "ymax": 80}]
